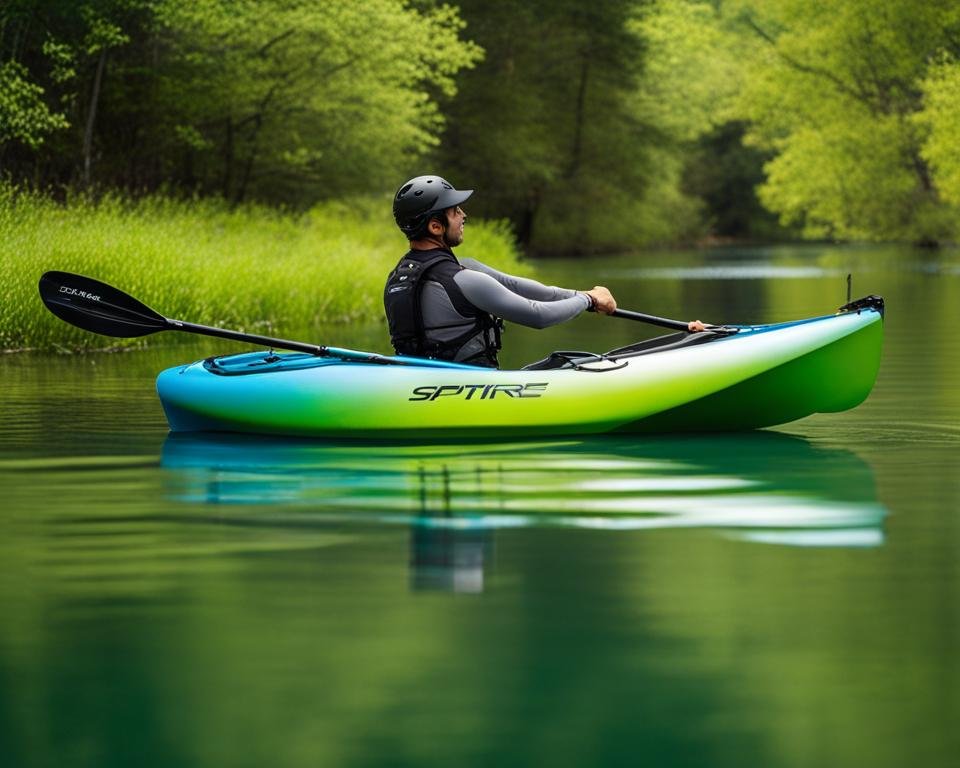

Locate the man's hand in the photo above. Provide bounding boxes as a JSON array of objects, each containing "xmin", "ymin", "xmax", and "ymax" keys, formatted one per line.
[
  {"xmin": 586, "ymin": 286, "xmax": 617, "ymax": 315},
  {"xmin": 687, "ymin": 319, "xmax": 707, "ymax": 332}
]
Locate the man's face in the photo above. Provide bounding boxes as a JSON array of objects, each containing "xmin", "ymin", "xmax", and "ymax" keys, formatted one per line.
[{"xmin": 443, "ymin": 206, "xmax": 466, "ymax": 247}]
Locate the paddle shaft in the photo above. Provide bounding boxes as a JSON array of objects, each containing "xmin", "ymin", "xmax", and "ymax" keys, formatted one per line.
[
  {"xmin": 167, "ymin": 318, "xmax": 325, "ymax": 355},
  {"xmin": 169, "ymin": 321, "xmax": 422, "ymax": 364},
  {"xmin": 609, "ymin": 308, "xmax": 691, "ymax": 332},
  {"xmin": 181, "ymin": 313, "xmax": 703, "ymax": 353}
]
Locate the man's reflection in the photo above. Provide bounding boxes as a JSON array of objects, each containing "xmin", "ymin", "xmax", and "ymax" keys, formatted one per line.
[{"xmin": 410, "ymin": 465, "xmax": 492, "ymax": 594}]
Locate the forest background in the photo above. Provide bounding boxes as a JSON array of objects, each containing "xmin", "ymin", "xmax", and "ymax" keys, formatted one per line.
[
  {"xmin": 5, "ymin": 0, "xmax": 960, "ymax": 250},
  {"xmin": 2, "ymin": 0, "xmax": 960, "ymax": 348}
]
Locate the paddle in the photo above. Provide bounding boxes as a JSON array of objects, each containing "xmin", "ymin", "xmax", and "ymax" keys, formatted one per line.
[
  {"xmin": 39, "ymin": 270, "xmax": 736, "ymax": 365},
  {"xmin": 609, "ymin": 308, "xmax": 738, "ymax": 335},
  {"xmin": 37, "ymin": 271, "xmax": 412, "ymax": 365}
]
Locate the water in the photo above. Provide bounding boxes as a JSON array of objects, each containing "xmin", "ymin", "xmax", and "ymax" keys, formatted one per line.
[{"xmin": 1, "ymin": 244, "xmax": 958, "ymax": 767}]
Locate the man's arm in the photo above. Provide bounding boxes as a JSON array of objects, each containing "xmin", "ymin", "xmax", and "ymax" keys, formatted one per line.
[
  {"xmin": 454, "ymin": 269, "xmax": 590, "ymax": 329},
  {"xmin": 460, "ymin": 258, "xmax": 579, "ymax": 302}
]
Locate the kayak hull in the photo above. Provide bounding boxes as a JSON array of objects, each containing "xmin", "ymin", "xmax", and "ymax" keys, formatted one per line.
[{"xmin": 156, "ymin": 303, "xmax": 883, "ymax": 437}]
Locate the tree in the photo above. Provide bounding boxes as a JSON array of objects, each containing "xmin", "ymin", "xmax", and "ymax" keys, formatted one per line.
[
  {"xmin": 0, "ymin": 61, "xmax": 69, "ymax": 156},
  {"xmin": 915, "ymin": 57, "xmax": 960, "ymax": 208},
  {"xmin": 682, "ymin": 121, "xmax": 786, "ymax": 240},
  {"xmin": 78, "ymin": 5, "xmax": 130, "ymax": 187},
  {"xmin": 150, "ymin": 0, "xmax": 481, "ymax": 204},
  {"xmin": 1, "ymin": 0, "xmax": 164, "ymax": 188},
  {"xmin": 0, "ymin": 0, "xmax": 481, "ymax": 203},
  {"xmin": 434, "ymin": 0, "xmax": 776, "ymax": 252},
  {"xmin": 725, "ymin": 0, "xmax": 960, "ymax": 243},
  {"xmin": 436, "ymin": 0, "xmax": 679, "ymax": 253}
]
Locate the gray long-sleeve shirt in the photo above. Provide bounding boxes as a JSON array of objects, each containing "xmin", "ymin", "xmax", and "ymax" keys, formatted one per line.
[{"xmin": 420, "ymin": 257, "xmax": 591, "ymax": 363}]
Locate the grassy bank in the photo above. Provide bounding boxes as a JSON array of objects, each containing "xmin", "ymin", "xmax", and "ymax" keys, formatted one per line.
[{"xmin": 0, "ymin": 186, "xmax": 522, "ymax": 352}]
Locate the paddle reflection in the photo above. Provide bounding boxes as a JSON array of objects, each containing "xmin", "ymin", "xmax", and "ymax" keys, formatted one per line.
[{"xmin": 160, "ymin": 432, "xmax": 886, "ymax": 592}]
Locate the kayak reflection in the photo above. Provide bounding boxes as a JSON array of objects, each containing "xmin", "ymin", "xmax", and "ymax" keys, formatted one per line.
[{"xmin": 160, "ymin": 432, "xmax": 887, "ymax": 592}]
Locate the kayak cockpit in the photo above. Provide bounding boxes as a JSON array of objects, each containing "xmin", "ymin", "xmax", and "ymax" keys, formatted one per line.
[{"xmin": 522, "ymin": 328, "xmax": 731, "ymax": 370}]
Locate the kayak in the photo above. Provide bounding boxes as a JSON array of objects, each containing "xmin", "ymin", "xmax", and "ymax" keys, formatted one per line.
[{"xmin": 156, "ymin": 297, "xmax": 883, "ymax": 438}]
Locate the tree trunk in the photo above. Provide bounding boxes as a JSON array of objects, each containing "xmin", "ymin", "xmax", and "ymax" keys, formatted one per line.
[
  {"xmin": 222, "ymin": 116, "xmax": 234, "ymax": 198},
  {"xmin": 235, "ymin": 115, "xmax": 262, "ymax": 205},
  {"xmin": 82, "ymin": 48, "xmax": 108, "ymax": 188},
  {"xmin": 567, "ymin": 55, "xmax": 589, "ymax": 179},
  {"xmin": 516, "ymin": 187, "xmax": 541, "ymax": 247}
]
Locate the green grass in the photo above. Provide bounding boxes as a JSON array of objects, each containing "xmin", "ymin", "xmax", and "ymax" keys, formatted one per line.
[{"xmin": 1, "ymin": 185, "xmax": 523, "ymax": 352}]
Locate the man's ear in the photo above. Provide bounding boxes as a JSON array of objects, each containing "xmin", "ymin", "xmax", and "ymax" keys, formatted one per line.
[{"xmin": 427, "ymin": 217, "xmax": 445, "ymax": 235}]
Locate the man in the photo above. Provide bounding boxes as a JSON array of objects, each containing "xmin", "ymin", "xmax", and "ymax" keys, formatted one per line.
[{"xmin": 384, "ymin": 175, "xmax": 703, "ymax": 368}]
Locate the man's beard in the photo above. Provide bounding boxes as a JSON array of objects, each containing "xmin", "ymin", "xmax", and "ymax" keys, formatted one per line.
[{"xmin": 443, "ymin": 228, "xmax": 463, "ymax": 248}]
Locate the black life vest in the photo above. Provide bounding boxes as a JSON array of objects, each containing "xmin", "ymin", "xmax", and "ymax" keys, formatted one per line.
[{"xmin": 383, "ymin": 248, "xmax": 502, "ymax": 366}]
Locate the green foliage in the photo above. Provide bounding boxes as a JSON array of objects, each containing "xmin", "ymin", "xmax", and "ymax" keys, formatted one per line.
[
  {"xmin": 435, "ymin": 0, "xmax": 666, "ymax": 253},
  {"xmin": 435, "ymin": 0, "xmax": 775, "ymax": 251},
  {"xmin": 1, "ymin": 0, "xmax": 159, "ymax": 182},
  {"xmin": 683, "ymin": 121, "xmax": 787, "ymax": 240},
  {"xmin": 724, "ymin": 0, "xmax": 960, "ymax": 243},
  {"xmin": 1, "ymin": 0, "xmax": 480, "ymax": 201},
  {"xmin": 0, "ymin": 185, "xmax": 522, "ymax": 352},
  {"xmin": 40, "ymin": 39, "xmax": 78, "ymax": 85},
  {"xmin": 630, "ymin": 0, "xmax": 741, "ymax": 143},
  {"xmin": 78, "ymin": 3, "xmax": 131, "ymax": 57},
  {"xmin": 915, "ymin": 58, "xmax": 960, "ymax": 207},
  {"xmin": 0, "ymin": 61, "xmax": 69, "ymax": 149},
  {"xmin": 636, "ymin": 2, "xmax": 785, "ymax": 240},
  {"xmin": 152, "ymin": 0, "xmax": 482, "ymax": 202},
  {"xmin": 6, "ymin": 0, "xmax": 959, "ymax": 253}
]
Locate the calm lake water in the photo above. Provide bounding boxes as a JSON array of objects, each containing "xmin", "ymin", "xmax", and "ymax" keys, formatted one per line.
[{"xmin": 1, "ymin": 244, "xmax": 957, "ymax": 767}]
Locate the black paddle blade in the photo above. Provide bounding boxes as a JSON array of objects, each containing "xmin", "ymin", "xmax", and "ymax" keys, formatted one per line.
[{"xmin": 38, "ymin": 271, "xmax": 169, "ymax": 338}]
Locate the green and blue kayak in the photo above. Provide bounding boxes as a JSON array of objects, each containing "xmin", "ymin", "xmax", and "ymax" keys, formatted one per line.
[{"xmin": 156, "ymin": 297, "xmax": 883, "ymax": 438}]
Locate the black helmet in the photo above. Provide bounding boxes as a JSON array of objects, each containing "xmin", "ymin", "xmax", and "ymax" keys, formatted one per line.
[{"xmin": 393, "ymin": 175, "xmax": 473, "ymax": 238}]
